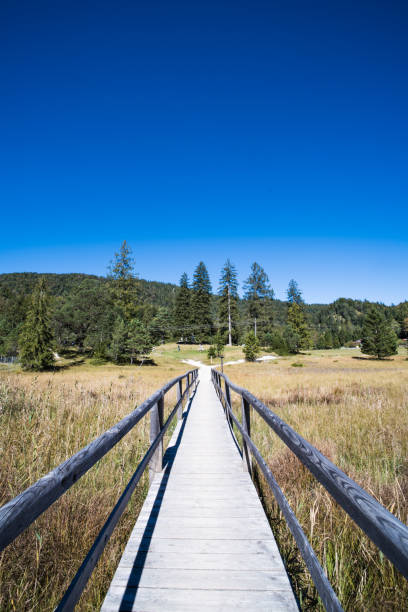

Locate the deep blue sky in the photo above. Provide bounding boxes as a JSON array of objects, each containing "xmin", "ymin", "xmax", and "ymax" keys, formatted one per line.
[{"xmin": 1, "ymin": 1, "xmax": 407, "ymax": 303}]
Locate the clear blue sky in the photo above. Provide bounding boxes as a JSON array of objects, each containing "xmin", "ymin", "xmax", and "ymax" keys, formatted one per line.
[{"xmin": 1, "ymin": 1, "xmax": 407, "ymax": 304}]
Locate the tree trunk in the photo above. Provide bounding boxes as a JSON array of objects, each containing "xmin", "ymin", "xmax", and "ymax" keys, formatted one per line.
[{"xmin": 228, "ymin": 287, "xmax": 232, "ymax": 346}]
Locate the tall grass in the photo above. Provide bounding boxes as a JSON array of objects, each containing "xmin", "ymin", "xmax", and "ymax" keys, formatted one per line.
[
  {"xmin": 225, "ymin": 351, "xmax": 408, "ymax": 610},
  {"xmin": 0, "ymin": 360, "xmax": 187, "ymax": 611}
]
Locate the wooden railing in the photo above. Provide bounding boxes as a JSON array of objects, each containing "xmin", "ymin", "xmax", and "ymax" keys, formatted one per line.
[
  {"xmin": 211, "ymin": 368, "xmax": 408, "ymax": 612},
  {"xmin": 0, "ymin": 368, "xmax": 198, "ymax": 611}
]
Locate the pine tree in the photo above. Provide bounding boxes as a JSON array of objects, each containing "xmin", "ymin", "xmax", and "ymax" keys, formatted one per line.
[
  {"xmin": 19, "ymin": 277, "xmax": 55, "ymax": 370},
  {"xmin": 243, "ymin": 331, "xmax": 260, "ymax": 361},
  {"xmin": 109, "ymin": 317, "xmax": 128, "ymax": 363},
  {"xmin": 127, "ymin": 319, "xmax": 153, "ymax": 364},
  {"xmin": 243, "ymin": 263, "xmax": 274, "ymax": 337},
  {"xmin": 191, "ymin": 262, "xmax": 213, "ymax": 342},
  {"xmin": 108, "ymin": 241, "xmax": 138, "ymax": 320},
  {"xmin": 218, "ymin": 259, "xmax": 239, "ymax": 346},
  {"xmin": 287, "ymin": 279, "xmax": 303, "ymax": 304},
  {"xmin": 149, "ymin": 307, "xmax": 172, "ymax": 344},
  {"xmin": 361, "ymin": 307, "xmax": 398, "ymax": 359},
  {"xmin": 287, "ymin": 302, "xmax": 311, "ymax": 352},
  {"xmin": 174, "ymin": 273, "xmax": 191, "ymax": 341},
  {"xmin": 283, "ymin": 324, "xmax": 301, "ymax": 354}
]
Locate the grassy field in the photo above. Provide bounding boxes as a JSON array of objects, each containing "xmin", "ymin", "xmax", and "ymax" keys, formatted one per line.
[
  {"xmin": 0, "ymin": 352, "xmax": 189, "ymax": 611},
  {"xmin": 224, "ymin": 348, "xmax": 408, "ymax": 610},
  {"xmin": 1, "ymin": 345, "xmax": 407, "ymax": 610}
]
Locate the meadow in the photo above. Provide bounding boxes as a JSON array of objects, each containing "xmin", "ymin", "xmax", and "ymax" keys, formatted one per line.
[
  {"xmin": 1, "ymin": 345, "xmax": 407, "ymax": 610},
  {"xmin": 225, "ymin": 348, "xmax": 408, "ymax": 610},
  {"xmin": 0, "ymin": 352, "xmax": 188, "ymax": 611}
]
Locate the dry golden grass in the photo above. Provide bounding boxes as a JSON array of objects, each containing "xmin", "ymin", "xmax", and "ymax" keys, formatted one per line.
[
  {"xmin": 225, "ymin": 349, "xmax": 408, "ymax": 610},
  {"xmin": 0, "ymin": 357, "xmax": 188, "ymax": 611}
]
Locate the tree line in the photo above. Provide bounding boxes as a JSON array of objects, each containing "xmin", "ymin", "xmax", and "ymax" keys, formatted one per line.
[{"xmin": 0, "ymin": 241, "xmax": 406, "ymax": 369}]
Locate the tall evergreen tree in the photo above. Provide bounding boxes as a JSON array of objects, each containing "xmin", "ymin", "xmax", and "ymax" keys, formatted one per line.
[
  {"xmin": 287, "ymin": 279, "xmax": 303, "ymax": 304},
  {"xmin": 149, "ymin": 307, "xmax": 172, "ymax": 344},
  {"xmin": 191, "ymin": 262, "xmax": 213, "ymax": 342},
  {"xmin": 108, "ymin": 240, "xmax": 138, "ymax": 320},
  {"xmin": 127, "ymin": 319, "xmax": 153, "ymax": 364},
  {"xmin": 243, "ymin": 262, "xmax": 274, "ymax": 337},
  {"xmin": 174, "ymin": 273, "xmax": 191, "ymax": 341},
  {"xmin": 19, "ymin": 277, "xmax": 55, "ymax": 370},
  {"xmin": 218, "ymin": 259, "xmax": 239, "ymax": 346},
  {"xmin": 287, "ymin": 302, "xmax": 312, "ymax": 352},
  {"xmin": 361, "ymin": 307, "xmax": 398, "ymax": 359},
  {"xmin": 108, "ymin": 317, "xmax": 128, "ymax": 363},
  {"xmin": 243, "ymin": 331, "xmax": 260, "ymax": 361}
]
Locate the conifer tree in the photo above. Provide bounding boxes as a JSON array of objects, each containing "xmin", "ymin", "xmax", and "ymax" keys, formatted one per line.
[
  {"xmin": 218, "ymin": 259, "xmax": 239, "ymax": 346},
  {"xmin": 361, "ymin": 307, "xmax": 398, "ymax": 359},
  {"xmin": 287, "ymin": 279, "xmax": 303, "ymax": 304},
  {"xmin": 191, "ymin": 262, "xmax": 213, "ymax": 342},
  {"xmin": 19, "ymin": 277, "xmax": 55, "ymax": 370},
  {"xmin": 127, "ymin": 319, "xmax": 153, "ymax": 364},
  {"xmin": 208, "ymin": 330, "xmax": 225, "ymax": 359},
  {"xmin": 149, "ymin": 307, "xmax": 172, "ymax": 344},
  {"xmin": 243, "ymin": 263, "xmax": 274, "ymax": 337},
  {"xmin": 243, "ymin": 331, "xmax": 260, "ymax": 361},
  {"xmin": 174, "ymin": 273, "xmax": 191, "ymax": 341},
  {"xmin": 287, "ymin": 302, "xmax": 311, "ymax": 352},
  {"xmin": 109, "ymin": 317, "xmax": 128, "ymax": 363},
  {"xmin": 108, "ymin": 241, "xmax": 138, "ymax": 320}
]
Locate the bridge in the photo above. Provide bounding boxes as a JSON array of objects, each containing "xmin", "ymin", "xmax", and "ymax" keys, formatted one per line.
[
  {"xmin": 1, "ymin": 365, "xmax": 408, "ymax": 611},
  {"xmin": 101, "ymin": 365, "xmax": 296, "ymax": 611}
]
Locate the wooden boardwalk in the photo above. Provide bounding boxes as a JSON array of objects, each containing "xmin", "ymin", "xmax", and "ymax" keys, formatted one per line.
[{"xmin": 101, "ymin": 365, "xmax": 297, "ymax": 611}]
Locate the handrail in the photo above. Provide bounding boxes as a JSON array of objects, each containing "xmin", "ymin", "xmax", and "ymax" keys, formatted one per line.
[
  {"xmin": 0, "ymin": 368, "xmax": 198, "ymax": 607},
  {"xmin": 212, "ymin": 369, "xmax": 408, "ymax": 610}
]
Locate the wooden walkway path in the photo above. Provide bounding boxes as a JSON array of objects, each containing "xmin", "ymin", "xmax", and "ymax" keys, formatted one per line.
[{"xmin": 101, "ymin": 365, "xmax": 297, "ymax": 611}]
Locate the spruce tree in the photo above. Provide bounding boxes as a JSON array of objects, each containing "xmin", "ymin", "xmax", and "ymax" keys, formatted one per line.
[
  {"xmin": 243, "ymin": 331, "xmax": 260, "ymax": 361},
  {"xmin": 19, "ymin": 277, "xmax": 55, "ymax": 370},
  {"xmin": 109, "ymin": 317, "xmax": 128, "ymax": 363},
  {"xmin": 243, "ymin": 263, "xmax": 274, "ymax": 337},
  {"xmin": 191, "ymin": 262, "xmax": 213, "ymax": 342},
  {"xmin": 149, "ymin": 307, "xmax": 172, "ymax": 344},
  {"xmin": 108, "ymin": 240, "xmax": 138, "ymax": 320},
  {"xmin": 287, "ymin": 302, "xmax": 311, "ymax": 352},
  {"xmin": 287, "ymin": 279, "xmax": 303, "ymax": 304},
  {"xmin": 361, "ymin": 307, "xmax": 398, "ymax": 359},
  {"xmin": 218, "ymin": 259, "xmax": 239, "ymax": 346},
  {"xmin": 127, "ymin": 319, "xmax": 153, "ymax": 364},
  {"xmin": 174, "ymin": 273, "xmax": 191, "ymax": 341}
]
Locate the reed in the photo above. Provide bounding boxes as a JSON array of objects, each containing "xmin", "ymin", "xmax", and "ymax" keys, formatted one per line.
[
  {"xmin": 226, "ymin": 350, "xmax": 408, "ymax": 610},
  {"xmin": 0, "ymin": 360, "xmax": 186, "ymax": 611}
]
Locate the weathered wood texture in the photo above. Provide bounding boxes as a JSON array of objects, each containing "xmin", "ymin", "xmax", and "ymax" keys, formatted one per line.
[
  {"xmin": 0, "ymin": 369, "xmax": 197, "ymax": 553},
  {"xmin": 212, "ymin": 368, "xmax": 408, "ymax": 610},
  {"xmin": 101, "ymin": 365, "xmax": 297, "ymax": 611}
]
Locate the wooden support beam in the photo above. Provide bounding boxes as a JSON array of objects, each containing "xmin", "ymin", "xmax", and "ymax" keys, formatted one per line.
[
  {"xmin": 149, "ymin": 396, "xmax": 164, "ymax": 485},
  {"xmin": 241, "ymin": 397, "xmax": 252, "ymax": 476}
]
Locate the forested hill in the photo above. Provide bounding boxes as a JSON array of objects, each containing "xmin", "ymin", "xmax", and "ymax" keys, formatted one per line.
[
  {"xmin": 1, "ymin": 272, "xmax": 407, "ymax": 357},
  {"xmin": 0, "ymin": 273, "xmax": 178, "ymax": 307}
]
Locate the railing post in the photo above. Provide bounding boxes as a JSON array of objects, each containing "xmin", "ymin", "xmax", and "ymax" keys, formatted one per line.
[
  {"xmin": 241, "ymin": 396, "xmax": 252, "ymax": 476},
  {"xmin": 177, "ymin": 379, "xmax": 183, "ymax": 420},
  {"xmin": 187, "ymin": 372, "xmax": 190, "ymax": 401},
  {"xmin": 225, "ymin": 381, "xmax": 233, "ymax": 428},
  {"xmin": 149, "ymin": 394, "xmax": 164, "ymax": 485}
]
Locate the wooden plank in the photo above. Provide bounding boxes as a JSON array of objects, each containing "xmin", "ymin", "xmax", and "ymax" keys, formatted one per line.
[
  {"xmin": 117, "ymin": 550, "xmax": 284, "ymax": 570},
  {"xmin": 102, "ymin": 586, "xmax": 298, "ymax": 611},
  {"xmin": 120, "ymin": 537, "xmax": 286, "ymax": 556},
  {"xmin": 110, "ymin": 567, "xmax": 295, "ymax": 590}
]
